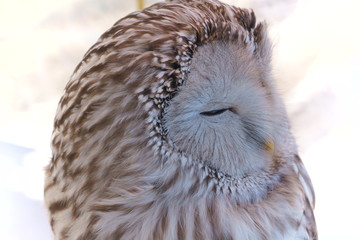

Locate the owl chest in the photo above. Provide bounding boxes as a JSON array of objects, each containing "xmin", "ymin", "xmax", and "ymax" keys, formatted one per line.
[{"xmin": 93, "ymin": 194, "xmax": 304, "ymax": 240}]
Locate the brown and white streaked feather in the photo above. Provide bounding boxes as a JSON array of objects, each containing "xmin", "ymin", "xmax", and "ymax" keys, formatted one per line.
[{"xmin": 44, "ymin": 0, "xmax": 317, "ymax": 239}]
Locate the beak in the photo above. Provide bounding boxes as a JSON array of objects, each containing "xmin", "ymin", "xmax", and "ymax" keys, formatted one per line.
[{"xmin": 264, "ymin": 139, "xmax": 274, "ymax": 154}]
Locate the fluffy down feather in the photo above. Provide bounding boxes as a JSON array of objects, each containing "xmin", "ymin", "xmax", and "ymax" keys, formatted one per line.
[{"xmin": 44, "ymin": 0, "xmax": 317, "ymax": 239}]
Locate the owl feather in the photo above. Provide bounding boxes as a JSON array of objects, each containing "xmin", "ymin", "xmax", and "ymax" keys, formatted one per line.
[{"xmin": 45, "ymin": 0, "xmax": 317, "ymax": 239}]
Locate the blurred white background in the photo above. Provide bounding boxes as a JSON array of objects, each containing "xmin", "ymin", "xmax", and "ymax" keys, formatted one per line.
[{"xmin": 0, "ymin": 0, "xmax": 360, "ymax": 239}]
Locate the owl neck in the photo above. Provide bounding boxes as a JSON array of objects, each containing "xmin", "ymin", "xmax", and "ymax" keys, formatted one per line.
[{"xmin": 157, "ymin": 150, "xmax": 285, "ymax": 204}]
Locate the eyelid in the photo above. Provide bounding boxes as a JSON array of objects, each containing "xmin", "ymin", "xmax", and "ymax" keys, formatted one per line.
[{"xmin": 200, "ymin": 108, "xmax": 231, "ymax": 116}]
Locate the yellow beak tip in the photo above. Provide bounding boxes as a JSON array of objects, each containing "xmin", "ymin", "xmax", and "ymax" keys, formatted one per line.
[{"xmin": 265, "ymin": 140, "xmax": 274, "ymax": 153}]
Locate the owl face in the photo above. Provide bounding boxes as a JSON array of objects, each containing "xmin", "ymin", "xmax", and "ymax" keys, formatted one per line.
[{"xmin": 164, "ymin": 40, "xmax": 281, "ymax": 178}]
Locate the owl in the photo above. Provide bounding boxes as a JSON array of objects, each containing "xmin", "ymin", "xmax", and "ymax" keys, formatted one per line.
[{"xmin": 44, "ymin": 0, "xmax": 317, "ymax": 239}]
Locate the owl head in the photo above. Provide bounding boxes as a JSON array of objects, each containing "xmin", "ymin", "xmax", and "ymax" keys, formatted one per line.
[{"xmin": 53, "ymin": 0, "xmax": 294, "ymax": 202}]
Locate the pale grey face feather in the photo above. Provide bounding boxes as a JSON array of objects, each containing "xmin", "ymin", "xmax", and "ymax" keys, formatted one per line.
[{"xmin": 164, "ymin": 40, "xmax": 285, "ymax": 178}]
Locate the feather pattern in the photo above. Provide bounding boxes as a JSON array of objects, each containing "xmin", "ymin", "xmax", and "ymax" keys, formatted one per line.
[{"xmin": 45, "ymin": 0, "xmax": 317, "ymax": 239}]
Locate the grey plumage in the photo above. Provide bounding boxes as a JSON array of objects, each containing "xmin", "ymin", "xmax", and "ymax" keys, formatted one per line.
[{"xmin": 44, "ymin": 0, "xmax": 317, "ymax": 239}]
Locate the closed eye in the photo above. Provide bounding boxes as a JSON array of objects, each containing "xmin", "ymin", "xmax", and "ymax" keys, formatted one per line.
[{"xmin": 200, "ymin": 108, "xmax": 231, "ymax": 116}]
